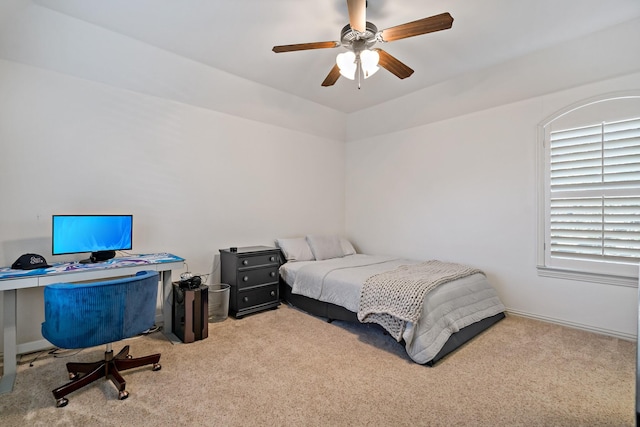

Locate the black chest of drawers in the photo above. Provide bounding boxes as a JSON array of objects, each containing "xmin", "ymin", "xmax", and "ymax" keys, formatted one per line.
[{"xmin": 220, "ymin": 246, "xmax": 280, "ymax": 318}]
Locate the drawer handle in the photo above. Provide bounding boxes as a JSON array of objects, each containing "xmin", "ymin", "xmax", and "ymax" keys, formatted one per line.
[
  {"xmin": 270, "ymin": 272, "xmax": 276, "ymax": 277},
  {"xmin": 243, "ymin": 296, "xmax": 249, "ymax": 302},
  {"xmin": 242, "ymin": 260, "xmax": 249, "ymax": 266},
  {"xmin": 270, "ymin": 290, "xmax": 276, "ymax": 297},
  {"xmin": 243, "ymin": 276, "xmax": 249, "ymax": 282},
  {"xmin": 269, "ymin": 256, "xmax": 276, "ymax": 262}
]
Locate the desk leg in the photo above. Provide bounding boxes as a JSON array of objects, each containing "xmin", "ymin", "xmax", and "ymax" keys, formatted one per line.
[
  {"xmin": 0, "ymin": 290, "xmax": 17, "ymax": 394},
  {"xmin": 161, "ymin": 270, "xmax": 180, "ymax": 344}
]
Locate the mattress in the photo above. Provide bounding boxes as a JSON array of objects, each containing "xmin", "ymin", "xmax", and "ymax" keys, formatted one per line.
[{"xmin": 279, "ymin": 254, "xmax": 505, "ymax": 364}]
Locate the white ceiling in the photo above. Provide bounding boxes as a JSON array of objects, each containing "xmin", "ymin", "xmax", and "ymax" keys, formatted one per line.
[{"xmin": 31, "ymin": 0, "xmax": 640, "ymax": 113}]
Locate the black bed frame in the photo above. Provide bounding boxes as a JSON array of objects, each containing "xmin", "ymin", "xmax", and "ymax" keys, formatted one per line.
[{"xmin": 279, "ymin": 277, "xmax": 505, "ymax": 366}]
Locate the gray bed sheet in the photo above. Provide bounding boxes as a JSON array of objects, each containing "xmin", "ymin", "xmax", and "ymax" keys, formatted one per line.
[{"xmin": 279, "ymin": 254, "xmax": 505, "ymax": 364}]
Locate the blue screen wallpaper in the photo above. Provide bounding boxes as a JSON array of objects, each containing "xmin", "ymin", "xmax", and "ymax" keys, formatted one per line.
[{"xmin": 52, "ymin": 215, "xmax": 132, "ymax": 255}]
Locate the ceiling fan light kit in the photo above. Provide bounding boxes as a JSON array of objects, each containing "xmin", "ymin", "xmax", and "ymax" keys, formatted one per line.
[
  {"xmin": 336, "ymin": 49, "xmax": 379, "ymax": 79},
  {"xmin": 272, "ymin": 0, "xmax": 453, "ymax": 88},
  {"xmin": 359, "ymin": 49, "xmax": 380, "ymax": 78},
  {"xmin": 336, "ymin": 51, "xmax": 357, "ymax": 79}
]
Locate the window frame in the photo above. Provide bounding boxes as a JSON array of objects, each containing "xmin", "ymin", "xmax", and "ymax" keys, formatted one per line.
[{"xmin": 536, "ymin": 92, "xmax": 640, "ymax": 287}]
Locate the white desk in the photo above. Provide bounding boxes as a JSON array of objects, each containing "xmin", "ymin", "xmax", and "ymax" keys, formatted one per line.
[{"xmin": 0, "ymin": 253, "xmax": 184, "ymax": 394}]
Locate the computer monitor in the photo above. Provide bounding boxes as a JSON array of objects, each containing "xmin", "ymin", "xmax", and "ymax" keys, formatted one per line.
[{"xmin": 52, "ymin": 215, "xmax": 133, "ymax": 263}]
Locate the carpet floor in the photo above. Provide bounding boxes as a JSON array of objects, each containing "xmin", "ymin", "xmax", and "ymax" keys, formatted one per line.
[{"xmin": 0, "ymin": 304, "xmax": 635, "ymax": 426}]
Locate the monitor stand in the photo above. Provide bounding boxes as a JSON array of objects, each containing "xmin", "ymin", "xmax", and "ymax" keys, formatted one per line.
[{"xmin": 79, "ymin": 250, "xmax": 116, "ymax": 264}]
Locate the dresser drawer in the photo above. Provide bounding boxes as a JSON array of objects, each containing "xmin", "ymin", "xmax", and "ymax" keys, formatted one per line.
[
  {"xmin": 236, "ymin": 266, "xmax": 278, "ymax": 289},
  {"xmin": 220, "ymin": 246, "xmax": 281, "ymax": 318},
  {"xmin": 236, "ymin": 284, "xmax": 278, "ymax": 310},
  {"xmin": 237, "ymin": 253, "xmax": 279, "ymax": 269}
]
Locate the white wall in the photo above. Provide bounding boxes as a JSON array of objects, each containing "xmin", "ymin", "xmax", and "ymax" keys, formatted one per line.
[
  {"xmin": 0, "ymin": 2, "xmax": 345, "ymax": 141},
  {"xmin": 0, "ymin": 59, "xmax": 346, "ymax": 345},
  {"xmin": 2, "ymin": 2, "xmax": 639, "ymax": 350},
  {"xmin": 345, "ymin": 71, "xmax": 640, "ymax": 340},
  {"xmin": 0, "ymin": 3, "xmax": 346, "ymax": 347},
  {"xmin": 347, "ymin": 17, "xmax": 640, "ymax": 140},
  {"xmin": 0, "ymin": 60, "xmax": 346, "ymax": 267},
  {"xmin": 345, "ymin": 16, "xmax": 640, "ymax": 340}
]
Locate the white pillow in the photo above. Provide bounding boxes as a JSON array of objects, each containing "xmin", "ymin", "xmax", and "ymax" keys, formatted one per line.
[
  {"xmin": 341, "ymin": 238, "xmax": 356, "ymax": 256},
  {"xmin": 306, "ymin": 235, "xmax": 344, "ymax": 260},
  {"xmin": 276, "ymin": 238, "xmax": 315, "ymax": 262}
]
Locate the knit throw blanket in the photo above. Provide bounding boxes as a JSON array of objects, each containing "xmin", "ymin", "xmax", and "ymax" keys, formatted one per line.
[{"xmin": 357, "ymin": 260, "xmax": 483, "ymax": 341}]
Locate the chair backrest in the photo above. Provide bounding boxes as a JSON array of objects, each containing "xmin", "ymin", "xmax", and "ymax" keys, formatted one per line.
[{"xmin": 41, "ymin": 270, "xmax": 159, "ymax": 349}]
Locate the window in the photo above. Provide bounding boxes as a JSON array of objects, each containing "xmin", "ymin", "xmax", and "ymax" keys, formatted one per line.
[{"xmin": 538, "ymin": 94, "xmax": 640, "ymax": 285}]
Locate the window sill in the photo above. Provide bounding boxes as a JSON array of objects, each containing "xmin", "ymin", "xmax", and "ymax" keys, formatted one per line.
[{"xmin": 537, "ymin": 266, "xmax": 637, "ymax": 288}]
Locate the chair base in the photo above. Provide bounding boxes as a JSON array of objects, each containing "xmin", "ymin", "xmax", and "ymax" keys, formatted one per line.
[{"xmin": 52, "ymin": 344, "xmax": 161, "ymax": 407}]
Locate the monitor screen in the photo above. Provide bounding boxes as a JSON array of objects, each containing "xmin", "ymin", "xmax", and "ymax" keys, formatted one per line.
[{"xmin": 52, "ymin": 215, "xmax": 133, "ymax": 258}]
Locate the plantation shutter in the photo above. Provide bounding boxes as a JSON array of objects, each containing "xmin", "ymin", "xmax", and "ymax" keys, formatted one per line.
[{"xmin": 548, "ymin": 117, "xmax": 640, "ymax": 269}]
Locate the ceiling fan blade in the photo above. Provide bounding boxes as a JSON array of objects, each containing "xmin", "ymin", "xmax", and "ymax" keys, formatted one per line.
[
  {"xmin": 347, "ymin": 0, "xmax": 366, "ymax": 33},
  {"xmin": 272, "ymin": 41, "xmax": 340, "ymax": 53},
  {"xmin": 380, "ymin": 12, "xmax": 453, "ymax": 42},
  {"xmin": 376, "ymin": 49, "xmax": 414, "ymax": 79},
  {"xmin": 321, "ymin": 64, "xmax": 341, "ymax": 87}
]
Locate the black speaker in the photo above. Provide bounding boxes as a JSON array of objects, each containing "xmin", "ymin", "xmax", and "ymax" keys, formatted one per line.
[
  {"xmin": 178, "ymin": 275, "xmax": 202, "ymax": 290},
  {"xmin": 172, "ymin": 284, "xmax": 208, "ymax": 343}
]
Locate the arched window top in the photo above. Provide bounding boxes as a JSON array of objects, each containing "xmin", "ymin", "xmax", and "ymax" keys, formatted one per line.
[
  {"xmin": 541, "ymin": 91, "xmax": 640, "ymax": 131},
  {"xmin": 537, "ymin": 91, "xmax": 640, "ymax": 286}
]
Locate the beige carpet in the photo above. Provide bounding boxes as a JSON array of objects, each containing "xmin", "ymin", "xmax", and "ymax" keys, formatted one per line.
[{"xmin": 0, "ymin": 305, "xmax": 635, "ymax": 426}]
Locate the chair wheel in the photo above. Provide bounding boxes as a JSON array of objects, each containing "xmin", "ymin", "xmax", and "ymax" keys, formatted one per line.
[
  {"xmin": 118, "ymin": 390, "xmax": 129, "ymax": 400},
  {"xmin": 68, "ymin": 372, "xmax": 78, "ymax": 380},
  {"xmin": 152, "ymin": 363, "xmax": 161, "ymax": 371},
  {"xmin": 56, "ymin": 397, "xmax": 69, "ymax": 408}
]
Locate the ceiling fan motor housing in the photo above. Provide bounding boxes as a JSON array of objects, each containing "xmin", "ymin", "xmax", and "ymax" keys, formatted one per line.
[{"xmin": 340, "ymin": 22, "xmax": 378, "ymax": 52}]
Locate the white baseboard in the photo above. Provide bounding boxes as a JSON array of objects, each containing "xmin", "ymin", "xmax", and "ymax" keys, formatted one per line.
[
  {"xmin": 16, "ymin": 339, "xmax": 54, "ymax": 356},
  {"xmin": 506, "ymin": 308, "xmax": 636, "ymax": 342},
  {"xmin": 0, "ymin": 316, "xmax": 167, "ymax": 359},
  {"xmin": 3, "ymin": 310, "xmax": 630, "ymax": 361}
]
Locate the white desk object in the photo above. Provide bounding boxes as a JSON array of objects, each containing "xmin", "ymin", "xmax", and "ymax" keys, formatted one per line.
[{"xmin": 0, "ymin": 253, "xmax": 184, "ymax": 394}]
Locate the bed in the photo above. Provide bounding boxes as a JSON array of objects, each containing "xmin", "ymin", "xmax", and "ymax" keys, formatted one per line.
[{"xmin": 277, "ymin": 235, "xmax": 506, "ymax": 365}]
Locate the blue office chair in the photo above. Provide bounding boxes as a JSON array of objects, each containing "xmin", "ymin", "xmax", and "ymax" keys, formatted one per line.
[{"xmin": 41, "ymin": 270, "xmax": 162, "ymax": 407}]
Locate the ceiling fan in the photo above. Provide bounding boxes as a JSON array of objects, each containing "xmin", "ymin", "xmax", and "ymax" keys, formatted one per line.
[{"xmin": 272, "ymin": 0, "xmax": 453, "ymax": 88}]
